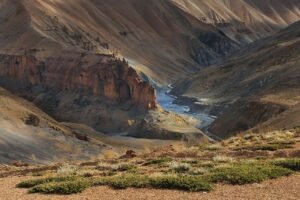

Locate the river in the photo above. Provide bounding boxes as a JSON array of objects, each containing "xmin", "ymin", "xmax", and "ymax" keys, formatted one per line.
[{"xmin": 156, "ymin": 88, "xmax": 216, "ymax": 130}]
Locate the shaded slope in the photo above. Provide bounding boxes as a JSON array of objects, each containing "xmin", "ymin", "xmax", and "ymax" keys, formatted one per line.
[{"xmin": 172, "ymin": 21, "xmax": 300, "ymax": 137}]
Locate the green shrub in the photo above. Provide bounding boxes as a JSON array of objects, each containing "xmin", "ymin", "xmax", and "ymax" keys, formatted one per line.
[
  {"xmin": 149, "ymin": 176, "xmax": 212, "ymax": 192},
  {"xmin": 272, "ymin": 159, "xmax": 300, "ymax": 171},
  {"xmin": 210, "ymin": 164, "xmax": 292, "ymax": 185},
  {"xmin": 17, "ymin": 176, "xmax": 76, "ymax": 188},
  {"xmin": 94, "ymin": 175, "xmax": 212, "ymax": 192},
  {"xmin": 29, "ymin": 180, "xmax": 91, "ymax": 194}
]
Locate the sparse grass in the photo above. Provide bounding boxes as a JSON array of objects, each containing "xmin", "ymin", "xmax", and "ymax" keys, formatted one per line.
[
  {"xmin": 143, "ymin": 157, "xmax": 172, "ymax": 166},
  {"xmin": 96, "ymin": 162, "xmax": 113, "ymax": 171},
  {"xmin": 203, "ymin": 143, "xmax": 223, "ymax": 151},
  {"xmin": 213, "ymin": 156, "xmax": 235, "ymax": 163},
  {"xmin": 169, "ymin": 162, "xmax": 192, "ymax": 173},
  {"xmin": 209, "ymin": 163, "xmax": 293, "ymax": 185},
  {"xmin": 15, "ymin": 128, "xmax": 300, "ymax": 195},
  {"xmin": 224, "ymin": 130, "xmax": 297, "ymax": 151},
  {"xmin": 57, "ymin": 164, "xmax": 78, "ymax": 176},
  {"xmin": 112, "ymin": 164, "xmax": 136, "ymax": 172},
  {"xmin": 102, "ymin": 150, "xmax": 119, "ymax": 159},
  {"xmin": 233, "ymin": 143, "xmax": 293, "ymax": 151}
]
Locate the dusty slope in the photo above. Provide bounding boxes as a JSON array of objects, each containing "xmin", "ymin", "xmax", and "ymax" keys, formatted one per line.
[
  {"xmin": 0, "ymin": 87, "xmax": 110, "ymax": 164},
  {"xmin": 1, "ymin": 0, "xmax": 299, "ymax": 84},
  {"xmin": 172, "ymin": 21, "xmax": 300, "ymax": 137}
]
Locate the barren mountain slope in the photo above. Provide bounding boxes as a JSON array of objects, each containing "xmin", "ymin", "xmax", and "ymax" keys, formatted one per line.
[
  {"xmin": 1, "ymin": 0, "xmax": 299, "ymax": 84},
  {"xmin": 0, "ymin": 87, "xmax": 184, "ymax": 164},
  {"xmin": 172, "ymin": 21, "xmax": 300, "ymax": 138},
  {"xmin": 0, "ymin": 87, "xmax": 111, "ymax": 164}
]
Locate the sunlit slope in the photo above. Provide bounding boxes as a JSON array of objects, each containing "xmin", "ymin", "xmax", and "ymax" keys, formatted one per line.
[{"xmin": 1, "ymin": 0, "xmax": 299, "ymax": 84}]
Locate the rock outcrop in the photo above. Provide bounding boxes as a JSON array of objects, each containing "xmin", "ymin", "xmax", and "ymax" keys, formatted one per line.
[
  {"xmin": 0, "ymin": 53, "xmax": 157, "ymax": 133},
  {"xmin": 0, "ymin": 53, "xmax": 156, "ymax": 110}
]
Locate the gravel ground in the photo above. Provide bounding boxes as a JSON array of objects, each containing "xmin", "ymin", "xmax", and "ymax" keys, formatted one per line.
[{"xmin": 0, "ymin": 174, "xmax": 299, "ymax": 200}]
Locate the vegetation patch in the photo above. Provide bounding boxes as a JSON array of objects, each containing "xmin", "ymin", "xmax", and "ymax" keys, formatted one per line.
[
  {"xmin": 272, "ymin": 158, "xmax": 300, "ymax": 171},
  {"xmin": 113, "ymin": 164, "xmax": 137, "ymax": 172},
  {"xmin": 169, "ymin": 162, "xmax": 192, "ymax": 173},
  {"xmin": 143, "ymin": 157, "xmax": 172, "ymax": 166},
  {"xmin": 94, "ymin": 175, "xmax": 212, "ymax": 192},
  {"xmin": 209, "ymin": 163, "xmax": 293, "ymax": 185},
  {"xmin": 29, "ymin": 180, "xmax": 91, "ymax": 194},
  {"xmin": 94, "ymin": 175, "xmax": 149, "ymax": 189},
  {"xmin": 148, "ymin": 176, "xmax": 212, "ymax": 192},
  {"xmin": 233, "ymin": 143, "xmax": 293, "ymax": 151},
  {"xmin": 17, "ymin": 176, "xmax": 77, "ymax": 188}
]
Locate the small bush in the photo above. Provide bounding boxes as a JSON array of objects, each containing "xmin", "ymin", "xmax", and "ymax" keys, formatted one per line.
[
  {"xmin": 29, "ymin": 180, "xmax": 91, "ymax": 194},
  {"xmin": 210, "ymin": 164, "xmax": 292, "ymax": 185},
  {"xmin": 272, "ymin": 158, "xmax": 300, "ymax": 171},
  {"xmin": 149, "ymin": 176, "xmax": 212, "ymax": 192},
  {"xmin": 17, "ymin": 176, "xmax": 76, "ymax": 188}
]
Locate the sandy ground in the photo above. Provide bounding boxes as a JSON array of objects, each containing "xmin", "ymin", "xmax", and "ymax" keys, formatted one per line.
[{"xmin": 0, "ymin": 174, "xmax": 299, "ymax": 200}]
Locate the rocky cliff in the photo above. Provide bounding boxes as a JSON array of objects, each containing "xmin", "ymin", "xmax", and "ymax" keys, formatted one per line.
[
  {"xmin": 0, "ymin": 53, "xmax": 157, "ymax": 133},
  {"xmin": 0, "ymin": 53, "xmax": 156, "ymax": 110}
]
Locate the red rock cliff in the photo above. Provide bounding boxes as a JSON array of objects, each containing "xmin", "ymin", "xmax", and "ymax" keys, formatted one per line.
[{"xmin": 0, "ymin": 53, "xmax": 157, "ymax": 110}]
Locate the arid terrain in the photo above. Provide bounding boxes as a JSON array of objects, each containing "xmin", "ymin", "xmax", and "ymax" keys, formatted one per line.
[{"xmin": 0, "ymin": 0, "xmax": 300, "ymax": 199}]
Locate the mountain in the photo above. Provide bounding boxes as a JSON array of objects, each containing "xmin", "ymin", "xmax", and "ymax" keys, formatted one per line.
[
  {"xmin": 172, "ymin": 21, "xmax": 300, "ymax": 138},
  {"xmin": 0, "ymin": 0, "xmax": 299, "ymax": 162},
  {"xmin": 1, "ymin": 0, "xmax": 299, "ymax": 84}
]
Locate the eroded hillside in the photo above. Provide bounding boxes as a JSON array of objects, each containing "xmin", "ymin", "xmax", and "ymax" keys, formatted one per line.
[
  {"xmin": 2, "ymin": 0, "xmax": 299, "ymax": 83},
  {"xmin": 172, "ymin": 21, "xmax": 300, "ymax": 137}
]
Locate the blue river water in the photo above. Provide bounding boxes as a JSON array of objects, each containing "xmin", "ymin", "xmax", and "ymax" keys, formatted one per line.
[{"xmin": 156, "ymin": 89, "xmax": 216, "ymax": 129}]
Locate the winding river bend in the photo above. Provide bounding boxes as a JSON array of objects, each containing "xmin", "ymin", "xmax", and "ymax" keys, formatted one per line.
[{"xmin": 156, "ymin": 88, "xmax": 216, "ymax": 130}]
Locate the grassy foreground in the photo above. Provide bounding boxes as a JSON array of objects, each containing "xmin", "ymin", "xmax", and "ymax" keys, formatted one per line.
[
  {"xmin": 16, "ymin": 129, "xmax": 300, "ymax": 194},
  {"xmin": 17, "ymin": 158, "xmax": 299, "ymax": 194}
]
